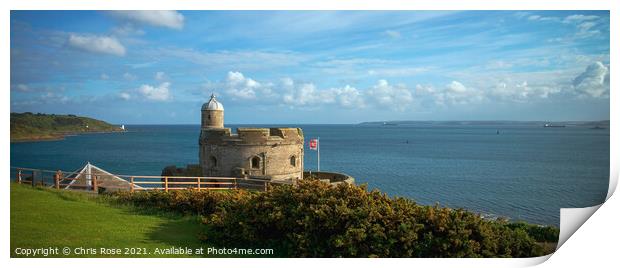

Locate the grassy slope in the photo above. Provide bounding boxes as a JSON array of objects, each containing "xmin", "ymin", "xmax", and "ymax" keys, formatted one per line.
[
  {"xmin": 10, "ymin": 183, "xmax": 205, "ymax": 258},
  {"xmin": 10, "ymin": 113, "xmax": 122, "ymax": 142}
]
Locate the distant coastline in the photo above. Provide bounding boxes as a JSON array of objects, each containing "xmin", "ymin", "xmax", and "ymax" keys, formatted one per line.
[
  {"xmin": 358, "ymin": 120, "xmax": 610, "ymax": 127},
  {"xmin": 10, "ymin": 112, "xmax": 124, "ymax": 143},
  {"xmin": 11, "ymin": 130, "xmax": 125, "ymax": 143}
]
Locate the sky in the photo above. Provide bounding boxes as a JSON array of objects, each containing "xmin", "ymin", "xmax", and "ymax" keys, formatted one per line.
[{"xmin": 10, "ymin": 10, "xmax": 610, "ymax": 124}]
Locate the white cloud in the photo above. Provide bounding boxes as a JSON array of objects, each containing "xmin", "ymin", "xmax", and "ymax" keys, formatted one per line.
[
  {"xmin": 13, "ymin": 84, "xmax": 30, "ymax": 92},
  {"xmin": 367, "ymin": 79, "xmax": 414, "ymax": 111},
  {"xmin": 282, "ymin": 82, "xmax": 365, "ymax": 109},
  {"xmin": 334, "ymin": 85, "xmax": 365, "ymax": 108},
  {"xmin": 199, "ymin": 63, "xmax": 607, "ymax": 112},
  {"xmin": 446, "ymin": 81, "xmax": 467, "ymax": 93},
  {"xmin": 384, "ymin": 30, "xmax": 402, "ymax": 39},
  {"xmin": 367, "ymin": 67, "xmax": 430, "ymax": 77},
  {"xmin": 575, "ymin": 21, "xmax": 600, "ymax": 37},
  {"xmin": 67, "ymin": 34, "xmax": 126, "ymax": 56},
  {"xmin": 563, "ymin": 14, "xmax": 599, "ymax": 23},
  {"xmin": 155, "ymin": 71, "xmax": 166, "ymax": 81},
  {"xmin": 573, "ymin": 61, "xmax": 610, "ymax": 98},
  {"xmin": 107, "ymin": 11, "xmax": 184, "ymax": 30},
  {"xmin": 138, "ymin": 82, "xmax": 172, "ymax": 101},
  {"xmin": 209, "ymin": 72, "xmax": 365, "ymax": 109},
  {"xmin": 557, "ymin": 14, "xmax": 602, "ymax": 38},
  {"xmin": 100, "ymin": 73, "xmax": 110, "ymax": 80},
  {"xmin": 527, "ymin": 15, "xmax": 558, "ymax": 22},
  {"xmin": 578, "ymin": 21, "xmax": 596, "ymax": 31},
  {"xmin": 123, "ymin": 72, "xmax": 137, "ymax": 80},
  {"xmin": 522, "ymin": 13, "xmax": 601, "ymax": 39},
  {"xmin": 282, "ymin": 83, "xmax": 332, "ymax": 106},
  {"xmin": 489, "ymin": 80, "xmax": 560, "ymax": 100},
  {"xmin": 224, "ymin": 71, "xmax": 263, "ymax": 100},
  {"xmin": 41, "ymin": 92, "xmax": 69, "ymax": 104},
  {"xmin": 527, "ymin": 15, "xmax": 541, "ymax": 21},
  {"xmin": 433, "ymin": 81, "xmax": 484, "ymax": 105},
  {"xmin": 118, "ymin": 92, "xmax": 131, "ymax": 100},
  {"xmin": 281, "ymin": 77, "xmax": 294, "ymax": 87},
  {"xmin": 514, "ymin": 12, "xmax": 530, "ymax": 19}
]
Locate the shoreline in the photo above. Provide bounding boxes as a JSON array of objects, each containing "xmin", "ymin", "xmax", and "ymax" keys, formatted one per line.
[{"xmin": 10, "ymin": 130, "xmax": 125, "ymax": 143}]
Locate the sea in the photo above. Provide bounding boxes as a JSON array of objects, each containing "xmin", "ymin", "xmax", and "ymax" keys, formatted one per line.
[{"xmin": 10, "ymin": 123, "xmax": 610, "ymax": 226}]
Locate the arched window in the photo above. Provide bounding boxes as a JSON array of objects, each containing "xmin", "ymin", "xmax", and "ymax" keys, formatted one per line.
[
  {"xmin": 209, "ymin": 156, "xmax": 217, "ymax": 168},
  {"xmin": 290, "ymin": 155, "xmax": 296, "ymax": 167},
  {"xmin": 251, "ymin": 156, "xmax": 261, "ymax": 169}
]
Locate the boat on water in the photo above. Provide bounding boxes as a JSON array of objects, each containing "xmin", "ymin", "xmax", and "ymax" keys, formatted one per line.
[
  {"xmin": 382, "ymin": 122, "xmax": 398, "ymax": 126},
  {"xmin": 590, "ymin": 125, "xmax": 606, "ymax": 130},
  {"xmin": 543, "ymin": 123, "xmax": 565, "ymax": 128}
]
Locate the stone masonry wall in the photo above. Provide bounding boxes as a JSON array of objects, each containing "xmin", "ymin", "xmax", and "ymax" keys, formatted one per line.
[{"xmin": 199, "ymin": 127, "xmax": 304, "ymax": 181}]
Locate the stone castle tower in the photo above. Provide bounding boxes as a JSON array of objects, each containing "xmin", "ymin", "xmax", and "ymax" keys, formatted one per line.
[{"xmin": 199, "ymin": 94, "xmax": 304, "ymax": 182}]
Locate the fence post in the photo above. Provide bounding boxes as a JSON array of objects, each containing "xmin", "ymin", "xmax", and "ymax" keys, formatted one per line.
[
  {"xmin": 197, "ymin": 177, "xmax": 201, "ymax": 191},
  {"xmin": 264, "ymin": 181, "xmax": 268, "ymax": 191},
  {"xmin": 93, "ymin": 175, "xmax": 98, "ymax": 193},
  {"xmin": 31, "ymin": 170, "xmax": 36, "ymax": 187},
  {"xmin": 130, "ymin": 177, "xmax": 134, "ymax": 193},
  {"xmin": 234, "ymin": 178, "xmax": 238, "ymax": 190},
  {"xmin": 164, "ymin": 177, "xmax": 168, "ymax": 192},
  {"xmin": 54, "ymin": 170, "xmax": 61, "ymax": 190},
  {"xmin": 16, "ymin": 169, "xmax": 22, "ymax": 184}
]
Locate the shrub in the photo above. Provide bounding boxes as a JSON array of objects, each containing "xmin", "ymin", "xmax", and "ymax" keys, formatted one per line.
[
  {"xmin": 506, "ymin": 222, "xmax": 559, "ymax": 242},
  {"xmin": 109, "ymin": 180, "xmax": 557, "ymax": 257},
  {"xmin": 109, "ymin": 189, "xmax": 254, "ymax": 215},
  {"xmin": 201, "ymin": 180, "xmax": 551, "ymax": 257}
]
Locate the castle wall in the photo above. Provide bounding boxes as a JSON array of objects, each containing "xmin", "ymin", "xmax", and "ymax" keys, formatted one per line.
[{"xmin": 199, "ymin": 127, "xmax": 304, "ymax": 181}]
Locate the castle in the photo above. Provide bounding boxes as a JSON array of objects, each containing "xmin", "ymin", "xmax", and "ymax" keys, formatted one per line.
[{"xmin": 198, "ymin": 94, "xmax": 305, "ymax": 182}]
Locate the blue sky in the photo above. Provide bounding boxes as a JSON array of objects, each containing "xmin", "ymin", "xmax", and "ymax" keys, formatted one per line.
[{"xmin": 10, "ymin": 11, "xmax": 610, "ymax": 124}]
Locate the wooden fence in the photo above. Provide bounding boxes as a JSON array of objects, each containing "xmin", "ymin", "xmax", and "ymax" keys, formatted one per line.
[{"xmin": 11, "ymin": 167, "xmax": 283, "ymax": 193}]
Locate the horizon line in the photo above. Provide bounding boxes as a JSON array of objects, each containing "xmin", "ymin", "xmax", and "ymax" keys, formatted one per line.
[{"xmin": 112, "ymin": 119, "xmax": 610, "ymax": 125}]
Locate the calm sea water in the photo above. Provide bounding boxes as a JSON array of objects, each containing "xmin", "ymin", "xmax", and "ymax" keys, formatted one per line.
[{"xmin": 10, "ymin": 124, "xmax": 610, "ymax": 226}]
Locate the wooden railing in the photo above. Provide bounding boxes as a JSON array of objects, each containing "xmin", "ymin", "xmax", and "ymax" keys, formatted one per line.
[
  {"xmin": 14, "ymin": 167, "xmax": 102, "ymax": 192},
  {"xmin": 127, "ymin": 175, "xmax": 238, "ymax": 192},
  {"xmin": 11, "ymin": 166, "xmax": 282, "ymax": 193}
]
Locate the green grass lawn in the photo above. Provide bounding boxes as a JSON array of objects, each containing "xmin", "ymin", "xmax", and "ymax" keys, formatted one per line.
[{"xmin": 10, "ymin": 183, "xmax": 206, "ymax": 258}]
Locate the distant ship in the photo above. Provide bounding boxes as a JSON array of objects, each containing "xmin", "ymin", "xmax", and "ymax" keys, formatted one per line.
[
  {"xmin": 382, "ymin": 122, "xmax": 398, "ymax": 126},
  {"xmin": 590, "ymin": 125, "xmax": 606, "ymax": 130},
  {"xmin": 544, "ymin": 123, "xmax": 565, "ymax": 128}
]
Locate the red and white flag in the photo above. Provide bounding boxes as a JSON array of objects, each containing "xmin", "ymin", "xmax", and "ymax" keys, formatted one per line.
[{"xmin": 309, "ymin": 139, "xmax": 318, "ymax": 150}]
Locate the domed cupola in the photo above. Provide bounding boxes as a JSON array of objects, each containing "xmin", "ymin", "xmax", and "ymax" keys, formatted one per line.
[
  {"xmin": 202, "ymin": 94, "xmax": 224, "ymax": 111},
  {"xmin": 201, "ymin": 94, "xmax": 224, "ymax": 128}
]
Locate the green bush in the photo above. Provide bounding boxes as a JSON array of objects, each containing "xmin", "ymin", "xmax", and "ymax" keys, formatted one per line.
[
  {"xmin": 109, "ymin": 189, "xmax": 253, "ymax": 216},
  {"xmin": 201, "ymin": 180, "xmax": 551, "ymax": 257},
  {"xmin": 109, "ymin": 180, "xmax": 557, "ymax": 257},
  {"xmin": 506, "ymin": 222, "xmax": 559, "ymax": 242}
]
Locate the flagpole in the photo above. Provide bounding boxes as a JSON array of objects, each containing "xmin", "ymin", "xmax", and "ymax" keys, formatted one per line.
[{"xmin": 317, "ymin": 136, "xmax": 320, "ymax": 172}]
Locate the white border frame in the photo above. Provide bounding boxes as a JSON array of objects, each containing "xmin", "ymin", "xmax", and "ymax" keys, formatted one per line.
[{"xmin": 3, "ymin": 1, "xmax": 617, "ymax": 267}]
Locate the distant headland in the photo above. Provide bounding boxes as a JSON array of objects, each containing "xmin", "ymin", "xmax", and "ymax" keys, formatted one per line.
[{"xmin": 10, "ymin": 112, "xmax": 124, "ymax": 142}]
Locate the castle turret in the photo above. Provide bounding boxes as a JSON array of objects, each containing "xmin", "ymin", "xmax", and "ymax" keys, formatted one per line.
[{"xmin": 201, "ymin": 94, "xmax": 224, "ymax": 129}]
